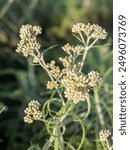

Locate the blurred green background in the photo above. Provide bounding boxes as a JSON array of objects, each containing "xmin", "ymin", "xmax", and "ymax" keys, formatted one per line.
[{"xmin": 0, "ymin": 0, "xmax": 112, "ymax": 150}]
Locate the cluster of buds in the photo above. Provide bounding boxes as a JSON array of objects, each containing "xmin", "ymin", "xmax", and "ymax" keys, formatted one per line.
[
  {"xmin": 72, "ymin": 23, "xmax": 89, "ymax": 33},
  {"xmin": 88, "ymin": 71, "xmax": 103, "ymax": 88},
  {"xmin": 59, "ymin": 56, "xmax": 72, "ymax": 68},
  {"xmin": 46, "ymin": 63, "xmax": 102, "ymax": 104},
  {"xmin": 62, "ymin": 43, "xmax": 85, "ymax": 56},
  {"xmin": 64, "ymin": 87, "xmax": 89, "ymax": 104},
  {"xmin": 19, "ymin": 24, "xmax": 42, "ymax": 39},
  {"xmin": 99, "ymin": 130, "xmax": 111, "ymax": 142},
  {"xmin": 47, "ymin": 81, "xmax": 58, "ymax": 89},
  {"xmin": 72, "ymin": 23, "xmax": 107, "ymax": 39},
  {"xmin": 61, "ymin": 70, "xmax": 89, "ymax": 103},
  {"xmin": 46, "ymin": 60, "xmax": 61, "ymax": 78},
  {"xmin": 16, "ymin": 24, "xmax": 42, "ymax": 63},
  {"xmin": 24, "ymin": 100, "xmax": 42, "ymax": 124},
  {"xmin": 60, "ymin": 70, "xmax": 102, "ymax": 103}
]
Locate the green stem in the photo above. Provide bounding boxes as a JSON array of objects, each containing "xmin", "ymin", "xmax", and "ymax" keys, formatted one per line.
[
  {"xmin": 0, "ymin": 106, "xmax": 5, "ymax": 113},
  {"xmin": 80, "ymin": 46, "xmax": 89, "ymax": 71},
  {"xmin": 76, "ymin": 116, "xmax": 85, "ymax": 150},
  {"xmin": 100, "ymin": 141, "xmax": 106, "ymax": 150},
  {"xmin": 63, "ymin": 142, "xmax": 75, "ymax": 150},
  {"xmin": 82, "ymin": 98, "xmax": 91, "ymax": 120},
  {"xmin": 94, "ymin": 88, "xmax": 105, "ymax": 128},
  {"xmin": 79, "ymin": 32, "xmax": 86, "ymax": 45},
  {"xmin": 106, "ymin": 139, "xmax": 112, "ymax": 150},
  {"xmin": 39, "ymin": 60, "xmax": 54, "ymax": 80},
  {"xmin": 87, "ymin": 38, "xmax": 98, "ymax": 49},
  {"xmin": 54, "ymin": 126, "xmax": 59, "ymax": 150},
  {"xmin": 91, "ymin": 43, "xmax": 111, "ymax": 49},
  {"xmin": 47, "ymin": 104, "xmax": 74, "ymax": 149},
  {"xmin": 39, "ymin": 58, "xmax": 65, "ymax": 106},
  {"xmin": 48, "ymin": 127, "xmax": 56, "ymax": 144},
  {"xmin": 80, "ymin": 38, "xmax": 98, "ymax": 71}
]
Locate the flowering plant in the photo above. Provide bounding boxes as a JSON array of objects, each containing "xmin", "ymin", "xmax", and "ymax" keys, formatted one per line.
[{"xmin": 16, "ymin": 23, "xmax": 112, "ymax": 150}]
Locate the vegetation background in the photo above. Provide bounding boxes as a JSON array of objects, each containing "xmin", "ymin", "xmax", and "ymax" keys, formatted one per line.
[{"xmin": 0, "ymin": 0, "xmax": 112, "ymax": 149}]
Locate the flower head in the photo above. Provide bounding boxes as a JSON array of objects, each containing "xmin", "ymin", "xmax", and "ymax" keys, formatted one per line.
[
  {"xmin": 64, "ymin": 88, "xmax": 89, "ymax": 104},
  {"xmin": 47, "ymin": 81, "xmax": 58, "ymax": 89},
  {"xmin": 16, "ymin": 24, "xmax": 42, "ymax": 63},
  {"xmin": 19, "ymin": 24, "xmax": 42, "ymax": 39},
  {"xmin": 72, "ymin": 23, "xmax": 107, "ymax": 39},
  {"xmin": 72, "ymin": 23, "xmax": 88, "ymax": 33},
  {"xmin": 16, "ymin": 37, "xmax": 41, "ymax": 57},
  {"xmin": 88, "ymin": 71, "xmax": 102, "ymax": 88},
  {"xmin": 62, "ymin": 43, "xmax": 85, "ymax": 55},
  {"xmin": 99, "ymin": 130, "xmax": 111, "ymax": 141},
  {"xmin": 24, "ymin": 100, "xmax": 42, "ymax": 123},
  {"xmin": 46, "ymin": 60, "xmax": 61, "ymax": 78},
  {"xmin": 59, "ymin": 56, "xmax": 72, "ymax": 68},
  {"xmin": 61, "ymin": 70, "xmax": 89, "ymax": 103}
]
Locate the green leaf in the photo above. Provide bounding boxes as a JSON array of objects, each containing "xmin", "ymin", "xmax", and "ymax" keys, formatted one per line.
[
  {"xmin": 42, "ymin": 44, "xmax": 58, "ymax": 56},
  {"xmin": 56, "ymin": 103, "xmax": 70, "ymax": 117},
  {"xmin": 73, "ymin": 115, "xmax": 86, "ymax": 150},
  {"xmin": 42, "ymin": 98, "xmax": 57, "ymax": 117},
  {"xmin": 42, "ymin": 142, "xmax": 51, "ymax": 150},
  {"xmin": 46, "ymin": 122, "xmax": 53, "ymax": 136}
]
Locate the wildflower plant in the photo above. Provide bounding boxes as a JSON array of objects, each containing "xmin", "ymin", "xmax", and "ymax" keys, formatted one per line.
[
  {"xmin": 15, "ymin": 23, "xmax": 111, "ymax": 150},
  {"xmin": 98, "ymin": 130, "xmax": 113, "ymax": 150}
]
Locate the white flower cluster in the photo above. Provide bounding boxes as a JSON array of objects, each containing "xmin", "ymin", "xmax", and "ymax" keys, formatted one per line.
[
  {"xmin": 46, "ymin": 60, "xmax": 61, "ymax": 78},
  {"xmin": 16, "ymin": 24, "xmax": 104, "ymax": 105},
  {"xmin": 47, "ymin": 81, "xmax": 58, "ymax": 89},
  {"xmin": 59, "ymin": 56, "xmax": 72, "ymax": 68},
  {"xmin": 62, "ymin": 43, "xmax": 85, "ymax": 56},
  {"xmin": 16, "ymin": 24, "xmax": 42, "ymax": 62},
  {"xmin": 99, "ymin": 130, "xmax": 111, "ymax": 141},
  {"xmin": 88, "ymin": 71, "xmax": 103, "ymax": 88},
  {"xmin": 19, "ymin": 24, "xmax": 42, "ymax": 39},
  {"xmin": 72, "ymin": 23, "xmax": 107, "ymax": 39},
  {"xmin": 24, "ymin": 100, "xmax": 42, "ymax": 124},
  {"xmin": 72, "ymin": 23, "xmax": 88, "ymax": 33},
  {"xmin": 61, "ymin": 70, "xmax": 89, "ymax": 103},
  {"xmin": 46, "ymin": 58, "xmax": 102, "ymax": 104}
]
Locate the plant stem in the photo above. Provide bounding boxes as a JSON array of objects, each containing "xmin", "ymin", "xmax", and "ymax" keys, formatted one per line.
[
  {"xmin": 48, "ymin": 104, "xmax": 74, "ymax": 149},
  {"xmin": 79, "ymin": 32, "xmax": 86, "ymax": 45},
  {"xmin": 39, "ymin": 59, "xmax": 65, "ymax": 106},
  {"xmin": 80, "ymin": 46, "xmax": 89, "ymax": 71},
  {"xmin": 48, "ymin": 127, "xmax": 56, "ymax": 147},
  {"xmin": 80, "ymin": 38, "xmax": 98, "ymax": 71},
  {"xmin": 94, "ymin": 88, "xmax": 105, "ymax": 128},
  {"xmin": 39, "ymin": 60, "xmax": 54, "ymax": 81},
  {"xmin": 77, "ymin": 117, "xmax": 85, "ymax": 150},
  {"xmin": 57, "ymin": 89, "xmax": 65, "ymax": 106},
  {"xmin": 0, "ymin": 106, "xmax": 5, "ymax": 113},
  {"xmin": 83, "ymin": 98, "xmax": 91, "ymax": 120},
  {"xmin": 54, "ymin": 126, "xmax": 59, "ymax": 150},
  {"xmin": 106, "ymin": 139, "xmax": 112, "ymax": 150},
  {"xmin": 87, "ymin": 38, "xmax": 98, "ymax": 49}
]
